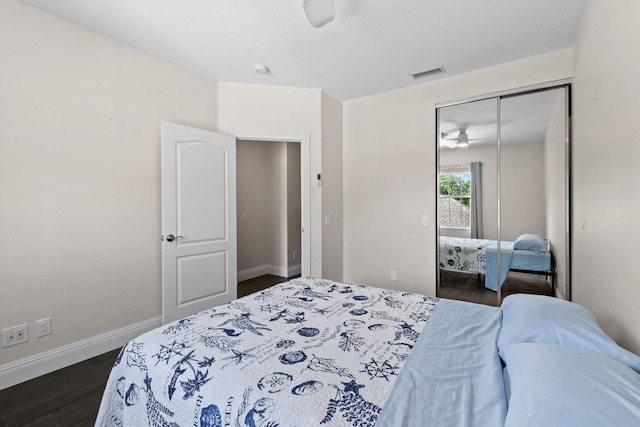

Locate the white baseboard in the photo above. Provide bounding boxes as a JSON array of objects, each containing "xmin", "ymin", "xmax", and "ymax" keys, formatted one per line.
[
  {"xmin": 0, "ymin": 316, "xmax": 161, "ymax": 390},
  {"xmin": 238, "ymin": 265, "xmax": 271, "ymax": 282},
  {"xmin": 287, "ymin": 264, "xmax": 301, "ymax": 278},
  {"xmin": 238, "ymin": 264, "xmax": 302, "ymax": 282}
]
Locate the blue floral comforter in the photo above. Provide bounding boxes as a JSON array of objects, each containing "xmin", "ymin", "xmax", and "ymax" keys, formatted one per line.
[
  {"xmin": 95, "ymin": 278, "xmax": 439, "ymax": 427},
  {"xmin": 439, "ymin": 236, "xmax": 495, "ymax": 273}
]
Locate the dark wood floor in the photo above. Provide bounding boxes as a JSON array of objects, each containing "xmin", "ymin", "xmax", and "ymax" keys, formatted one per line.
[
  {"xmin": 0, "ymin": 348, "xmax": 120, "ymax": 427},
  {"xmin": 237, "ymin": 274, "xmax": 296, "ymax": 298},
  {"xmin": 439, "ymin": 269, "xmax": 555, "ymax": 306},
  {"xmin": 0, "ymin": 275, "xmax": 288, "ymax": 427}
]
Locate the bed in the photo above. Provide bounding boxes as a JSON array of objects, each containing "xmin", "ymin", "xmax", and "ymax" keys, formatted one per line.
[
  {"xmin": 439, "ymin": 234, "xmax": 555, "ymax": 291},
  {"xmin": 95, "ymin": 278, "xmax": 640, "ymax": 427}
]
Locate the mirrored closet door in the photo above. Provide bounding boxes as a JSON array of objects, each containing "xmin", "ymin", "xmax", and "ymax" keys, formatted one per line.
[{"xmin": 436, "ymin": 85, "xmax": 570, "ymax": 306}]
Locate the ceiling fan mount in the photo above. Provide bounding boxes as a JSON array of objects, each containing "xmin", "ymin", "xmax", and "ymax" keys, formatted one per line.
[{"xmin": 303, "ymin": 0, "xmax": 335, "ymax": 28}]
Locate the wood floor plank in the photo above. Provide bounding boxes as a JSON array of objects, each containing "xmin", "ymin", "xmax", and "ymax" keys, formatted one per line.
[
  {"xmin": 85, "ymin": 348, "xmax": 121, "ymax": 370},
  {"xmin": 13, "ymin": 414, "xmax": 56, "ymax": 427},
  {"xmin": 50, "ymin": 390, "xmax": 104, "ymax": 427},
  {"xmin": 0, "ymin": 361, "xmax": 106, "ymax": 425},
  {"xmin": 237, "ymin": 274, "xmax": 295, "ymax": 297},
  {"xmin": 440, "ymin": 269, "xmax": 553, "ymax": 306}
]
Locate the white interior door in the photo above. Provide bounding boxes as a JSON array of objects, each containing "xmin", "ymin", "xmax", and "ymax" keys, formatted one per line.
[{"xmin": 161, "ymin": 122, "xmax": 237, "ymax": 324}]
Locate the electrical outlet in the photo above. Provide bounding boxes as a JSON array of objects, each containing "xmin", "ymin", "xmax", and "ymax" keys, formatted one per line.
[
  {"xmin": 293, "ymin": 251, "xmax": 298, "ymax": 260},
  {"xmin": 2, "ymin": 324, "xmax": 29, "ymax": 348},
  {"xmin": 390, "ymin": 270, "xmax": 398, "ymax": 281},
  {"xmin": 36, "ymin": 317, "xmax": 52, "ymax": 338}
]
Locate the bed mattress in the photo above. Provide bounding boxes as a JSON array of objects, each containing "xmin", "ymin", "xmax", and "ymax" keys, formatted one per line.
[{"xmin": 511, "ymin": 249, "xmax": 551, "ymax": 272}]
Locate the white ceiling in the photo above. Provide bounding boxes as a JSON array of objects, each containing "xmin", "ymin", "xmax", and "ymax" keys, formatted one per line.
[{"xmin": 20, "ymin": 0, "xmax": 589, "ymax": 101}]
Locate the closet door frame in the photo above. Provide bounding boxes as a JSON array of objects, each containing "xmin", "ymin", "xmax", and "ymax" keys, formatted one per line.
[{"xmin": 435, "ymin": 79, "xmax": 572, "ymax": 305}]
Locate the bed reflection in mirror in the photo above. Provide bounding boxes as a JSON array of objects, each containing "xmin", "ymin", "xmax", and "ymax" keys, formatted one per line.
[{"xmin": 436, "ymin": 87, "xmax": 570, "ymax": 306}]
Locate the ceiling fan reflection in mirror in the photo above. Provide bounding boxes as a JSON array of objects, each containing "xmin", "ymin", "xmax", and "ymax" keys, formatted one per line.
[{"xmin": 440, "ymin": 128, "xmax": 487, "ymax": 149}]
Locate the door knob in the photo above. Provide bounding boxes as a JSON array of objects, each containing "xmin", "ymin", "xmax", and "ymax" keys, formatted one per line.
[{"xmin": 165, "ymin": 234, "xmax": 183, "ymax": 242}]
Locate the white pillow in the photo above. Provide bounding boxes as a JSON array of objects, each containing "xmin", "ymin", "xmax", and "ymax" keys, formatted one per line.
[{"xmin": 512, "ymin": 234, "xmax": 547, "ymax": 252}]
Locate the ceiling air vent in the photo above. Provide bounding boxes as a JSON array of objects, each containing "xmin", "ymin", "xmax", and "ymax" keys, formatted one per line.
[{"xmin": 411, "ymin": 66, "xmax": 445, "ymax": 80}]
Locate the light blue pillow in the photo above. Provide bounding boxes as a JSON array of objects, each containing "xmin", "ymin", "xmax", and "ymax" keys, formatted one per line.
[
  {"xmin": 499, "ymin": 294, "xmax": 640, "ymax": 373},
  {"xmin": 513, "ymin": 233, "xmax": 547, "ymax": 252},
  {"xmin": 503, "ymin": 343, "xmax": 640, "ymax": 427}
]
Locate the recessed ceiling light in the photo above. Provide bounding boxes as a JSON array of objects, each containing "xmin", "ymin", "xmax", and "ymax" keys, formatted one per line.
[{"xmin": 254, "ymin": 64, "xmax": 270, "ymax": 74}]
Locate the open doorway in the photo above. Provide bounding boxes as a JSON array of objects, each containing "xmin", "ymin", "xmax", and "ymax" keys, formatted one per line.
[
  {"xmin": 232, "ymin": 130, "xmax": 310, "ymax": 297},
  {"xmin": 236, "ymin": 140, "xmax": 301, "ymax": 296}
]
